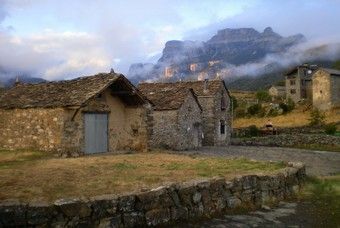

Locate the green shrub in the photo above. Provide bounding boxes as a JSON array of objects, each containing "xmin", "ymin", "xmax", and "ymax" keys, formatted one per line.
[
  {"xmin": 256, "ymin": 90, "xmax": 271, "ymax": 102},
  {"xmin": 324, "ymin": 124, "xmax": 337, "ymax": 135},
  {"xmin": 235, "ymin": 108, "xmax": 247, "ymax": 118},
  {"xmin": 279, "ymin": 102, "xmax": 289, "ymax": 114},
  {"xmin": 287, "ymin": 98, "xmax": 295, "ymax": 111},
  {"xmin": 309, "ymin": 108, "xmax": 325, "ymax": 126},
  {"xmin": 267, "ymin": 108, "xmax": 279, "ymax": 117},
  {"xmin": 247, "ymin": 103, "xmax": 262, "ymax": 116},
  {"xmin": 246, "ymin": 125, "xmax": 260, "ymax": 137}
]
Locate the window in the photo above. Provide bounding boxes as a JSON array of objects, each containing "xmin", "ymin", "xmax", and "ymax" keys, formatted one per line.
[
  {"xmin": 220, "ymin": 120, "xmax": 225, "ymax": 135},
  {"xmin": 221, "ymin": 96, "xmax": 226, "ymax": 110},
  {"xmin": 290, "ymin": 80, "xmax": 296, "ymax": 85},
  {"xmin": 290, "ymin": 89, "xmax": 296, "ymax": 94}
]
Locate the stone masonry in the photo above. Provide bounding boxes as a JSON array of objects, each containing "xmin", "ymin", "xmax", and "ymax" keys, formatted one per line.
[{"xmin": 0, "ymin": 163, "xmax": 306, "ymax": 227}]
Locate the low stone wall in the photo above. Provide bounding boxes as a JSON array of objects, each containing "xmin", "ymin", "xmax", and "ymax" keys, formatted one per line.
[
  {"xmin": 0, "ymin": 163, "xmax": 305, "ymax": 227},
  {"xmin": 231, "ymin": 134, "xmax": 340, "ymax": 147}
]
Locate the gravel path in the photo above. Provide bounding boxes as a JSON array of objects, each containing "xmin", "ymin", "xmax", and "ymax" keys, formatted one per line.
[{"xmin": 183, "ymin": 146, "xmax": 340, "ymax": 176}]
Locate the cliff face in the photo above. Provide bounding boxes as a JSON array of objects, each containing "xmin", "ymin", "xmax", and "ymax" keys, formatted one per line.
[{"xmin": 128, "ymin": 27, "xmax": 306, "ymax": 84}]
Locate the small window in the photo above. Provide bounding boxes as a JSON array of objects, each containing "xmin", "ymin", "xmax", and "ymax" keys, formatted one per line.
[
  {"xmin": 220, "ymin": 120, "xmax": 225, "ymax": 135},
  {"xmin": 320, "ymin": 90, "xmax": 323, "ymax": 94},
  {"xmin": 290, "ymin": 89, "xmax": 296, "ymax": 94},
  {"xmin": 290, "ymin": 80, "xmax": 296, "ymax": 85},
  {"xmin": 221, "ymin": 96, "xmax": 226, "ymax": 110}
]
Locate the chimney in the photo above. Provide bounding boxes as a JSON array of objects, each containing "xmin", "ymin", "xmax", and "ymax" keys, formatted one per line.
[
  {"xmin": 14, "ymin": 76, "xmax": 21, "ymax": 87},
  {"xmin": 110, "ymin": 68, "xmax": 115, "ymax": 73},
  {"xmin": 203, "ymin": 79, "xmax": 208, "ymax": 91}
]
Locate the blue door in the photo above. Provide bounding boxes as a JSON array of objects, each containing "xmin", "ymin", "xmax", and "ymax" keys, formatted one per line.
[{"xmin": 84, "ymin": 113, "xmax": 108, "ymax": 154}]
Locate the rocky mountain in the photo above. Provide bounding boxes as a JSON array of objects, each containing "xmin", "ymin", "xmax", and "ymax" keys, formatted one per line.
[{"xmin": 128, "ymin": 27, "xmax": 306, "ymax": 85}]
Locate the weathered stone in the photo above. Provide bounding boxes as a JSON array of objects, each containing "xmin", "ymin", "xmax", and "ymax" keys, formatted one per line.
[
  {"xmin": 145, "ymin": 208, "xmax": 171, "ymax": 226},
  {"xmin": 192, "ymin": 192, "xmax": 202, "ymax": 204},
  {"xmin": 136, "ymin": 186, "xmax": 173, "ymax": 211},
  {"xmin": 27, "ymin": 201, "xmax": 56, "ymax": 225},
  {"xmin": 90, "ymin": 194, "xmax": 118, "ymax": 218},
  {"xmin": 118, "ymin": 195, "xmax": 136, "ymax": 213},
  {"xmin": 98, "ymin": 215, "xmax": 122, "ymax": 228},
  {"xmin": 178, "ymin": 184, "xmax": 197, "ymax": 206},
  {"xmin": 54, "ymin": 198, "xmax": 91, "ymax": 218},
  {"xmin": 122, "ymin": 212, "xmax": 144, "ymax": 227},
  {"xmin": 170, "ymin": 206, "xmax": 188, "ymax": 221},
  {"xmin": 227, "ymin": 197, "xmax": 242, "ymax": 208},
  {"xmin": 0, "ymin": 201, "xmax": 27, "ymax": 226}
]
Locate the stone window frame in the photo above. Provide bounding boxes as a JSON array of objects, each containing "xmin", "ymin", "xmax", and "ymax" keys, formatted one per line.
[
  {"xmin": 290, "ymin": 80, "xmax": 296, "ymax": 85},
  {"xmin": 290, "ymin": 89, "xmax": 296, "ymax": 94},
  {"xmin": 220, "ymin": 93, "xmax": 227, "ymax": 111}
]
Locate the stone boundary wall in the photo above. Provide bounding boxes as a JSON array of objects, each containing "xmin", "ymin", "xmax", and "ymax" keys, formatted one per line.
[
  {"xmin": 231, "ymin": 134, "xmax": 340, "ymax": 147},
  {"xmin": 0, "ymin": 163, "xmax": 305, "ymax": 227}
]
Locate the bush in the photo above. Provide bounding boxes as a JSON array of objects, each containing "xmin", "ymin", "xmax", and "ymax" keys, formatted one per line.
[
  {"xmin": 287, "ymin": 98, "xmax": 295, "ymax": 111},
  {"xmin": 267, "ymin": 108, "xmax": 279, "ymax": 117},
  {"xmin": 279, "ymin": 98, "xmax": 295, "ymax": 114},
  {"xmin": 309, "ymin": 108, "xmax": 325, "ymax": 126},
  {"xmin": 235, "ymin": 108, "xmax": 247, "ymax": 118},
  {"xmin": 324, "ymin": 124, "xmax": 337, "ymax": 135},
  {"xmin": 247, "ymin": 103, "xmax": 262, "ymax": 116},
  {"xmin": 246, "ymin": 125, "xmax": 260, "ymax": 137},
  {"xmin": 256, "ymin": 90, "xmax": 271, "ymax": 102},
  {"xmin": 279, "ymin": 102, "xmax": 289, "ymax": 114}
]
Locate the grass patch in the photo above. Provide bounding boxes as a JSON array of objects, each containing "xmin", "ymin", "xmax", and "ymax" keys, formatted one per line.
[
  {"xmin": 234, "ymin": 108, "xmax": 340, "ymax": 128},
  {"xmin": 292, "ymin": 144, "xmax": 340, "ymax": 152},
  {"xmin": 298, "ymin": 175, "xmax": 340, "ymax": 227},
  {"xmin": 0, "ymin": 150, "xmax": 285, "ymax": 202}
]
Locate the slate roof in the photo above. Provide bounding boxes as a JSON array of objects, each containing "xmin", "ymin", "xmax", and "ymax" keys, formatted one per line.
[
  {"xmin": 0, "ymin": 73, "xmax": 145, "ymax": 109},
  {"xmin": 138, "ymin": 79, "xmax": 228, "ymax": 110}
]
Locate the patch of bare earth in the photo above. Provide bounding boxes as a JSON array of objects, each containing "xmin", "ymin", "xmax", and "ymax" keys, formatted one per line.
[{"xmin": 0, "ymin": 149, "xmax": 285, "ymax": 203}]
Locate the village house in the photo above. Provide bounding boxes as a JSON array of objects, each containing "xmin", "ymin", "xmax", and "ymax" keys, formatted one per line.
[
  {"xmin": 138, "ymin": 84, "xmax": 203, "ymax": 150},
  {"xmin": 312, "ymin": 68, "xmax": 340, "ymax": 110},
  {"xmin": 285, "ymin": 64, "xmax": 318, "ymax": 103},
  {"xmin": 268, "ymin": 85, "xmax": 286, "ymax": 98},
  {"xmin": 0, "ymin": 72, "xmax": 150, "ymax": 156},
  {"xmin": 139, "ymin": 79, "xmax": 231, "ymax": 148}
]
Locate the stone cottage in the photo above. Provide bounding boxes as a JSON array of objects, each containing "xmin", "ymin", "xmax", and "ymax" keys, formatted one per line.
[
  {"xmin": 312, "ymin": 68, "xmax": 340, "ymax": 110},
  {"xmin": 138, "ymin": 85, "xmax": 203, "ymax": 150},
  {"xmin": 0, "ymin": 73, "xmax": 150, "ymax": 156},
  {"xmin": 268, "ymin": 85, "xmax": 286, "ymax": 98},
  {"xmin": 139, "ymin": 79, "xmax": 231, "ymax": 147},
  {"xmin": 285, "ymin": 64, "xmax": 318, "ymax": 103}
]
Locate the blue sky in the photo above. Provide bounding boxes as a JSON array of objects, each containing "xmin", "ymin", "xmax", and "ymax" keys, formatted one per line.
[{"xmin": 0, "ymin": 0, "xmax": 340, "ymax": 80}]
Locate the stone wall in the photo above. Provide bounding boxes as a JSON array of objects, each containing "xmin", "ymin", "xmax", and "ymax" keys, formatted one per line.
[
  {"xmin": 150, "ymin": 92, "xmax": 202, "ymax": 150},
  {"xmin": 0, "ymin": 163, "xmax": 306, "ymax": 227},
  {"xmin": 231, "ymin": 134, "xmax": 340, "ymax": 147},
  {"xmin": 0, "ymin": 108, "xmax": 65, "ymax": 152}
]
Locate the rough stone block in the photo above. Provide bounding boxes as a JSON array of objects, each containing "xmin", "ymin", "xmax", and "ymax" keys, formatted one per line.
[
  {"xmin": 0, "ymin": 201, "xmax": 27, "ymax": 227},
  {"xmin": 118, "ymin": 195, "xmax": 136, "ymax": 213},
  {"xmin": 54, "ymin": 198, "xmax": 92, "ymax": 219},
  {"xmin": 90, "ymin": 194, "xmax": 118, "ymax": 218},
  {"xmin": 123, "ymin": 212, "xmax": 145, "ymax": 227},
  {"xmin": 145, "ymin": 208, "xmax": 170, "ymax": 226},
  {"xmin": 170, "ymin": 206, "xmax": 188, "ymax": 221},
  {"xmin": 226, "ymin": 197, "xmax": 241, "ymax": 209}
]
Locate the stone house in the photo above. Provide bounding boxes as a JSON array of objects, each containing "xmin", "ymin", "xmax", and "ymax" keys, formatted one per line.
[
  {"xmin": 138, "ymin": 85, "xmax": 203, "ymax": 150},
  {"xmin": 285, "ymin": 64, "xmax": 318, "ymax": 103},
  {"xmin": 0, "ymin": 73, "xmax": 150, "ymax": 156},
  {"xmin": 139, "ymin": 79, "xmax": 231, "ymax": 147},
  {"xmin": 268, "ymin": 85, "xmax": 286, "ymax": 98},
  {"xmin": 312, "ymin": 68, "xmax": 340, "ymax": 110}
]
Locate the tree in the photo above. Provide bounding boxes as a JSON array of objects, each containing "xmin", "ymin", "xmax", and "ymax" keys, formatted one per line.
[{"xmin": 256, "ymin": 90, "xmax": 271, "ymax": 102}]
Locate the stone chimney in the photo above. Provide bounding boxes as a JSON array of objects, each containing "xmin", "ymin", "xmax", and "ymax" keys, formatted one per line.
[
  {"xmin": 110, "ymin": 68, "xmax": 115, "ymax": 73},
  {"xmin": 14, "ymin": 76, "xmax": 21, "ymax": 87},
  {"xmin": 203, "ymin": 79, "xmax": 209, "ymax": 92}
]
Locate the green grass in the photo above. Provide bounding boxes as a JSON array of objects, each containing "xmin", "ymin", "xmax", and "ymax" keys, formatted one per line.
[{"xmin": 298, "ymin": 175, "xmax": 340, "ymax": 227}]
